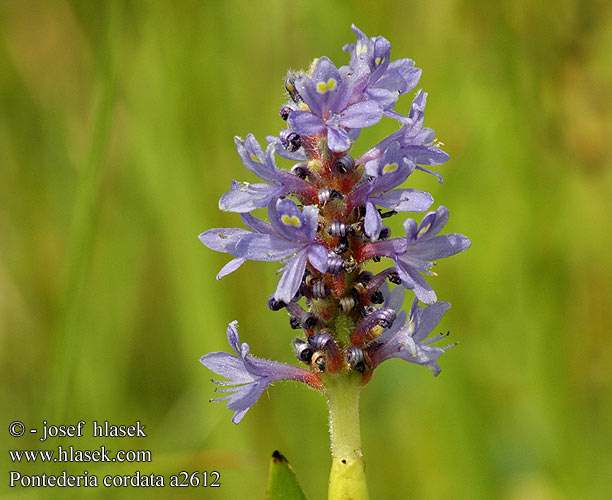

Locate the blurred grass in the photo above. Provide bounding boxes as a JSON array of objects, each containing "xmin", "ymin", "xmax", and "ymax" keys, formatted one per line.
[{"xmin": 1, "ymin": 0, "xmax": 611, "ymax": 499}]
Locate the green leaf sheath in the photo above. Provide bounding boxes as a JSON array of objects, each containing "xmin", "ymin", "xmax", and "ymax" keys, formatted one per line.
[{"xmin": 267, "ymin": 450, "xmax": 309, "ymax": 500}]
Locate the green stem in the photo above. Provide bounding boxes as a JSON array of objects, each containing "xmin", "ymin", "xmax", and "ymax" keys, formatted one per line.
[{"xmin": 325, "ymin": 372, "xmax": 369, "ymax": 500}]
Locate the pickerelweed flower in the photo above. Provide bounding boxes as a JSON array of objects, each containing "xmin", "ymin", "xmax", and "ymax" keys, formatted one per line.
[
  {"xmin": 199, "ymin": 25, "xmax": 470, "ymax": 500},
  {"xmin": 200, "ymin": 321, "xmax": 322, "ymax": 424}
]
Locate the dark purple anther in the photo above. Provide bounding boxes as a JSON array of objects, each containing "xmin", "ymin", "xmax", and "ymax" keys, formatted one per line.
[
  {"xmin": 284, "ymin": 71, "xmax": 303, "ymax": 104},
  {"xmin": 327, "ymin": 253, "xmax": 344, "ymax": 274},
  {"xmin": 308, "ymin": 333, "xmax": 341, "ymax": 370},
  {"xmin": 388, "ymin": 271, "xmax": 401, "ymax": 284},
  {"xmin": 370, "ymin": 290, "xmax": 384, "ymax": 304},
  {"xmin": 360, "ymin": 305, "xmax": 377, "ymax": 318},
  {"xmin": 346, "ymin": 346, "xmax": 366, "ymax": 373},
  {"xmin": 380, "ymin": 210, "xmax": 398, "ymax": 219},
  {"xmin": 290, "ymin": 163, "xmax": 310, "ymax": 179},
  {"xmin": 328, "ymin": 221, "xmax": 347, "ymax": 237},
  {"xmin": 268, "ymin": 296, "xmax": 286, "ymax": 311},
  {"xmin": 280, "ymin": 104, "xmax": 294, "ymax": 121},
  {"xmin": 334, "ymin": 236, "xmax": 349, "ymax": 254},
  {"xmin": 318, "ymin": 188, "xmax": 344, "ymax": 205},
  {"xmin": 353, "ymin": 308, "xmax": 397, "ymax": 345},
  {"xmin": 356, "ymin": 271, "xmax": 374, "ymax": 284},
  {"xmin": 311, "ymin": 279, "xmax": 329, "ymax": 299},
  {"xmin": 379, "ymin": 227, "xmax": 391, "ymax": 240},
  {"xmin": 367, "ymin": 269, "xmax": 398, "ymax": 293},
  {"xmin": 301, "ymin": 313, "xmax": 318, "ymax": 330},
  {"xmin": 279, "ymin": 129, "xmax": 302, "ymax": 152},
  {"xmin": 293, "ymin": 338, "xmax": 314, "ymax": 363},
  {"xmin": 339, "ymin": 295, "xmax": 356, "ymax": 312},
  {"xmin": 333, "ymin": 153, "xmax": 355, "ymax": 174},
  {"xmin": 369, "ymin": 308, "xmax": 396, "ymax": 328}
]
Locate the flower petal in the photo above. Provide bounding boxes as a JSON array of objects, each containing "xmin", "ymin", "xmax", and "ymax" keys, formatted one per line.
[
  {"xmin": 364, "ymin": 200, "xmax": 383, "ymax": 239},
  {"xmin": 274, "ymin": 251, "xmax": 308, "ymax": 303},
  {"xmin": 338, "ymin": 100, "xmax": 383, "ymax": 129},
  {"xmin": 397, "ymin": 262, "xmax": 437, "ymax": 304},
  {"xmin": 327, "ymin": 126, "xmax": 351, "ymax": 153},
  {"xmin": 199, "ymin": 227, "xmax": 252, "ymax": 255},
  {"xmin": 200, "ymin": 352, "xmax": 253, "ymax": 383},
  {"xmin": 372, "ymin": 188, "xmax": 434, "ymax": 212},
  {"xmin": 413, "ymin": 301, "xmax": 451, "ymax": 342},
  {"xmin": 308, "ymin": 244, "xmax": 329, "ymax": 273},
  {"xmin": 216, "ymin": 257, "xmax": 246, "ymax": 280},
  {"xmin": 234, "ymin": 135, "xmax": 278, "ymax": 182},
  {"xmin": 218, "ymin": 181, "xmax": 282, "ymax": 213},
  {"xmin": 288, "ymin": 111, "xmax": 326, "ymax": 136},
  {"xmin": 236, "ymin": 233, "xmax": 299, "ymax": 261},
  {"xmin": 407, "ymin": 234, "xmax": 471, "ymax": 261}
]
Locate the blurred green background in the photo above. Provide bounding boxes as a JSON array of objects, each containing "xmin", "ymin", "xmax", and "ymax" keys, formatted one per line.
[{"xmin": 1, "ymin": 0, "xmax": 611, "ymax": 499}]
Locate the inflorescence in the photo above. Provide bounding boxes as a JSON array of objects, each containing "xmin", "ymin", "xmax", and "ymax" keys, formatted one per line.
[{"xmin": 199, "ymin": 25, "xmax": 470, "ymax": 424}]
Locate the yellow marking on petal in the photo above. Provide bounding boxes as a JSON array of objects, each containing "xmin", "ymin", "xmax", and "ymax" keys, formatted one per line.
[
  {"xmin": 356, "ymin": 42, "xmax": 368, "ymax": 56},
  {"xmin": 407, "ymin": 319, "xmax": 415, "ymax": 335},
  {"xmin": 417, "ymin": 223, "xmax": 432, "ymax": 238},
  {"xmin": 316, "ymin": 78, "xmax": 337, "ymax": 94},
  {"xmin": 298, "ymin": 101, "xmax": 310, "ymax": 111},
  {"xmin": 375, "ymin": 57, "xmax": 382, "ymax": 65},
  {"xmin": 249, "ymin": 153, "xmax": 262, "ymax": 163},
  {"xmin": 281, "ymin": 214, "xmax": 302, "ymax": 227},
  {"xmin": 382, "ymin": 162, "xmax": 398, "ymax": 174}
]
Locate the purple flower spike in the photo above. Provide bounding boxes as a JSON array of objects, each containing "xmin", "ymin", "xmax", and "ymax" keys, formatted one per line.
[
  {"xmin": 219, "ymin": 134, "xmax": 317, "ymax": 212},
  {"xmin": 369, "ymin": 299, "xmax": 454, "ymax": 376},
  {"xmin": 201, "ymin": 321, "xmax": 322, "ymax": 423},
  {"xmin": 359, "ymin": 206, "xmax": 471, "ymax": 304},
  {"xmin": 288, "ymin": 57, "xmax": 383, "ymax": 152},
  {"xmin": 198, "ymin": 26, "xmax": 470, "ymax": 395}
]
